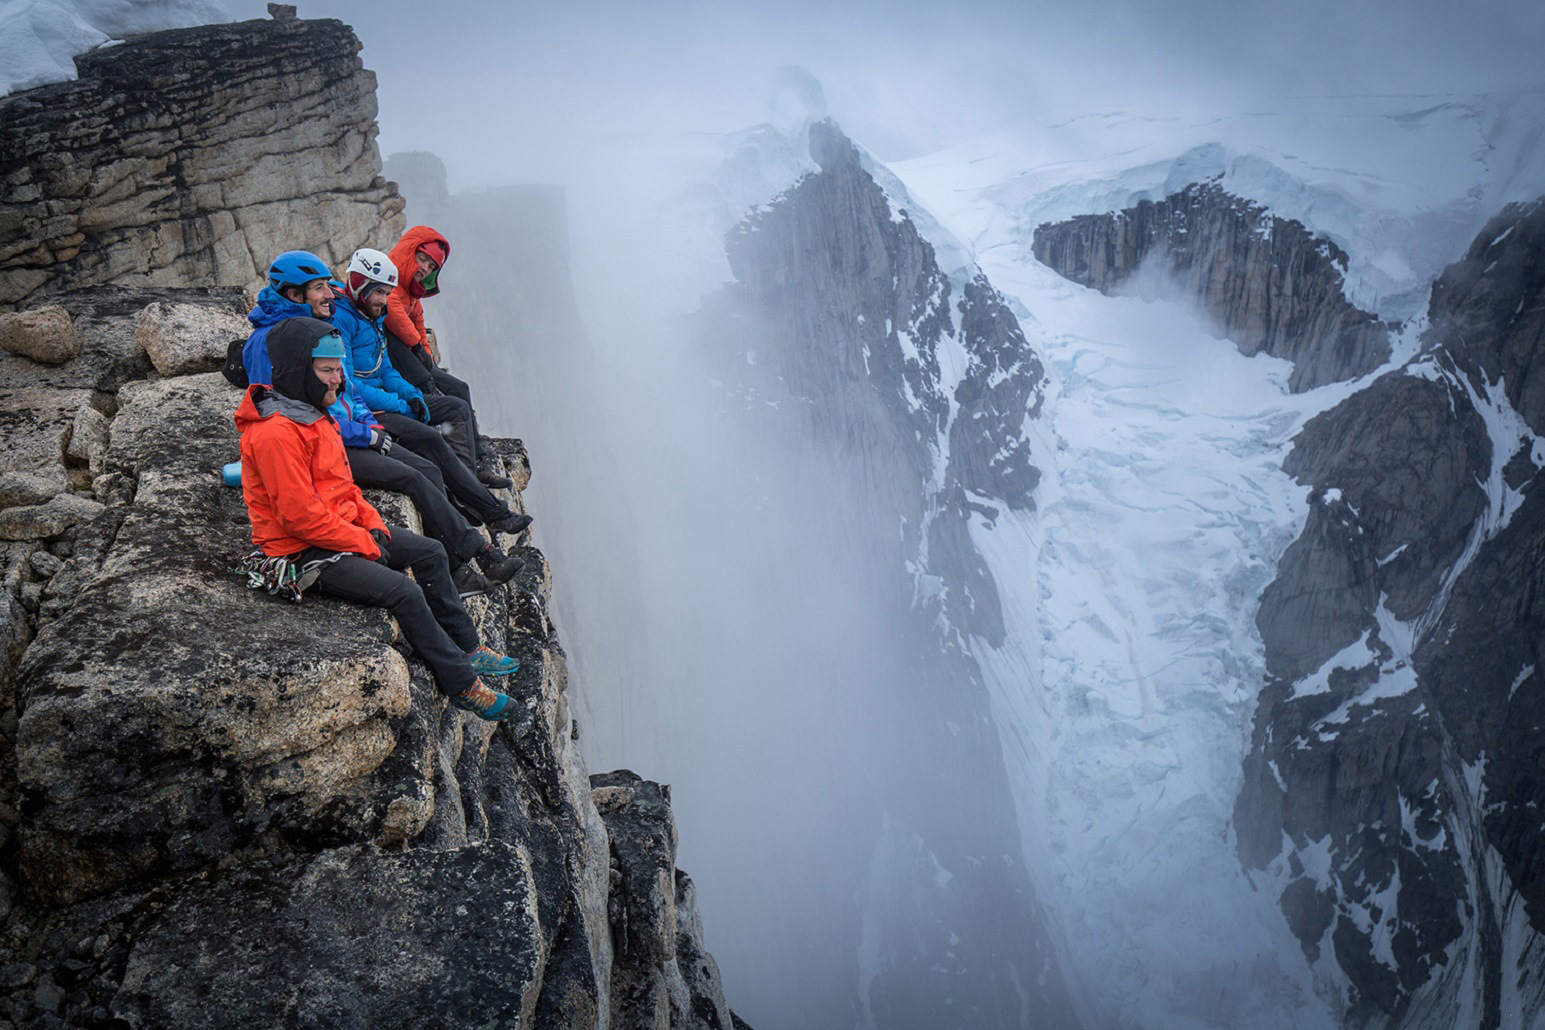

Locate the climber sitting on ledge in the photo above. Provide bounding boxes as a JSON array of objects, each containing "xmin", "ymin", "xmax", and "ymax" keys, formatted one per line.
[
  {"xmin": 381, "ymin": 225, "xmax": 507, "ymax": 488},
  {"xmin": 331, "ymin": 247, "xmax": 532, "ymax": 543},
  {"xmin": 240, "ymin": 249, "xmax": 527, "ymax": 595},
  {"xmin": 233, "ymin": 315, "xmax": 519, "ymax": 722}
]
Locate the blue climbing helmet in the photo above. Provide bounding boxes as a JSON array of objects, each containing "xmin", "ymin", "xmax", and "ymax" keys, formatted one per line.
[{"xmin": 268, "ymin": 250, "xmax": 332, "ymax": 292}]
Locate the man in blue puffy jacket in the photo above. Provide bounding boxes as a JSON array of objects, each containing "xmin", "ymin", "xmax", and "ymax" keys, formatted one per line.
[
  {"xmin": 332, "ymin": 248, "xmax": 531, "ymax": 540},
  {"xmin": 243, "ymin": 250, "xmax": 524, "ymax": 594}
]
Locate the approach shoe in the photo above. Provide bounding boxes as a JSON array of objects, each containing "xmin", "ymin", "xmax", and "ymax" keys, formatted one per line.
[
  {"xmin": 477, "ymin": 467, "xmax": 513, "ymax": 489},
  {"xmin": 467, "ymin": 645, "xmax": 520, "ymax": 675},
  {"xmin": 475, "ymin": 543, "xmax": 524, "ymax": 585},
  {"xmin": 453, "ymin": 564, "xmax": 492, "ymax": 598},
  {"xmin": 450, "ymin": 678, "xmax": 513, "ymax": 721},
  {"xmin": 487, "ymin": 511, "xmax": 534, "ymax": 537}
]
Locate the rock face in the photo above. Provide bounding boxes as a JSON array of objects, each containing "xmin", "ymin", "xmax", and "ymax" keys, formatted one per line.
[
  {"xmin": 1236, "ymin": 198, "xmax": 1545, "ymax": 1027},
  {"xmin": 0, "ymin": 15, "xmax": 405, "ymax": 311},
  {"xmin": 0, "ymin": 11, "xmax": 744, "ymax": 1026},
  {"xmin": 0, "ymin": 285, "xmax": 743, "ymax": 1028},
  {"xmin": 699, "ymin": 119, "xmax": 1077, "ymax": 1028},
  {"xmin": 1032, "ymin": 181, "xmax": 1394, "ymax": 390}
]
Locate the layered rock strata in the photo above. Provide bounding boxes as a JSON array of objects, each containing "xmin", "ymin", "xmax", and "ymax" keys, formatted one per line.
[
  {"xmin": 1032, "ymin": 181, "xmax": 1394, "ymax": 390},
  {"xmin": 1236, "ymin": 199, "xmax": 1545, "ymax": 1027},
  {"xmin": 0, "ymin": 15, "xmax": 404, "ymax": 311},
  {"xmin": 0, "ymin": 286, "xmax": 742, "ymax": 1028}
]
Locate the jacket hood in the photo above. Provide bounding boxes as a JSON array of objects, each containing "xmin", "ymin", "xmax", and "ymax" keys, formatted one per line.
[
  {"xmin": 266, "ymin": 317, "xmax": 341, "ymax": 414},
  {"xmin": 234, "ymin": 384, "xmax": 325, "ymax": 430},
  {"xmin": 249, "ymin": 285, "xmax": 318, "ymax": 329},
  {"xmin": 389, "ymin": 226, "xmax": 450, "ymax": 299}
]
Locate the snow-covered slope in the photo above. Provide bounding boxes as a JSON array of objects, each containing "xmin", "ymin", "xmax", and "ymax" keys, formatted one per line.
[
  {"xmin": 0, "ymin": 0, "xmax": 229, "ymax": 95},
  {"xmin": 880, "ymin": 91, "xmax": 1545, "ymax": 1028},
  {"xmin": 895, "ymin": 90, "xmax": 1545, "ymax": 321}
]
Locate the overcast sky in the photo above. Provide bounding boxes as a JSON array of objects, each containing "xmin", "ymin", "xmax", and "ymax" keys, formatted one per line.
[{"xmin": 223, "ymin": 0, "xmax": 1545, "ymax": 189}]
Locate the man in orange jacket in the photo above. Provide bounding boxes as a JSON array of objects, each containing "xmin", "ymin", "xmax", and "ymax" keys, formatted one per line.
[
  {"xmin": 235, "ymin": 316, "xmax": 518, "ymax": 721},
  {"xmin": 382, "ymin": 226, "xmax": 504, "ymax": 487}
]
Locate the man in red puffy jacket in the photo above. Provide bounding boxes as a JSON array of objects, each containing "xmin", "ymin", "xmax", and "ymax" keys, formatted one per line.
[
  {"xmin": 234, "ymin": 316, "xmax": 519, "ymax": 721},
  {"xmin": 382, "ymin": 226, "xmax": 505, "ymax": 487}
]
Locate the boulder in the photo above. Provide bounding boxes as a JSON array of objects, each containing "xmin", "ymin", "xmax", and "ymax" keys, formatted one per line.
[
  {"xmin": 0, "ymin": 493, "xmax": 104, "ymax": 542},
  {"xmin": 134, "ymin": 300, "xmax": 250, "ymax": 377},
  {"xmin": 0, "ymin": 592, "xmax": 30, "ymax": 710},
  {"xmin": 64, "ymin": 404, "xmax": 109, "ymax": 472},
  {"xmin": 0, "ymin": 307, "xmax": 75, "ymax": 364},
  {"xmin": 14, "ymin": 373, "xmax": 421, "ymax": 903},
  {"xmin": 111, "ymin": 843, "xmax": 545, "ymax": 1029},
  {"xmin": 0, "ymin": 387, "xmax": 93, "ymax": 482},
  {"xmin": 0, "ymin": 472, "xmax": 68, "ymax": 511}
]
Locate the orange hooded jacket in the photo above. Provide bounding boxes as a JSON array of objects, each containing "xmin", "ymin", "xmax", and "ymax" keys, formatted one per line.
[
  {"xmin": 384, "ymin": 225, "xmax": 450, "ymax": 353},
  {"xmin": 234, "ymin": 385, "xmax": 387, "ymax": 559}
]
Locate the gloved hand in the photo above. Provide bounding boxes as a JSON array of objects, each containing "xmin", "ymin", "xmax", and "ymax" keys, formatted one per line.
[
  {"xmin": 369, "ymin": 528, "xmax": 391, "ymax": 564},
  {"xmin": 369, "ymin": 429, "xmax": 393, "ymax": 454},
  {"xmin": 414, "ymin": 344, "xmax": 436, "ymax": 371},
  {"xmin": 408, "ymin": 397, "xmax": 430, "ymax": 422}
]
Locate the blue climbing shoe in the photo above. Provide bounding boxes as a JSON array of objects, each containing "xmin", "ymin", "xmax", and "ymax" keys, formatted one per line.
[
  {"xmin": 466, "ymin": 645, "xmax": 519, "ymax": 676},
  {"xmin": 450, "ymin": 678, "xmax": 513, "ymax": 721}
]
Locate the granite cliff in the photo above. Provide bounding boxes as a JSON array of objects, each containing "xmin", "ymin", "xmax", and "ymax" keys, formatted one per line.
[
  {"xmin": 1035, "ymin": 178, "xmax": 1545, "ymax": 1025},
  {"xmin": 696, "ymin": 119, "xmax": 1078, "ymax": 1029},
  {"xmin": 1033, "ymin": 181, "xmax": 1395, "ymax": 391},
  {"xmin": 1236, "ymin": 199, "xmax": 1545, "ymax": 1029},
  {"xmin": 0, "ymin": 16, "xmax": 403, "ymax": 311},
  {"xmin": 0, "ymin": 13, "xmax": 743, "ymax": 1030}
]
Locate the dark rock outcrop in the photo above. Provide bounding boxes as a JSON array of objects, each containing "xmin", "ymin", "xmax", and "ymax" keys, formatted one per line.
[
  {"xmin": 1237, "ymin": 198, "xmax": 1545, "ymax": 1027},
  {"xmin": 0, "ymin": 281, "xmax": 743, "ymax": 1029},
  {"xmin": 0, "ymin": 16, "xmax": 404, "ymax": 310},
  {"xmin": 701, "ymin": 119, "xmax": 1077, "ymax": 1028},
  {"xmin": 0, "ymin": 12, "xmax": 745, "ymax": 1026},
  {"xmin": 1033, "ymin": 181, "xmax": 1394, "ymax": 390}
]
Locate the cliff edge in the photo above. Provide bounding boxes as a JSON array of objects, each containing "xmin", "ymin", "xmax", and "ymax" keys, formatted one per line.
[{"xmin": 0, "ymin": 13, "xmax": 743, "ymax": 1030}]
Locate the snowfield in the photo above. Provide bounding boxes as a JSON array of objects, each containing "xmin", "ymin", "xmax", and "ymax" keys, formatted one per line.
[{"xmin": 884, "ymin": 91, "xmax": 1545, "ymax": 1028}]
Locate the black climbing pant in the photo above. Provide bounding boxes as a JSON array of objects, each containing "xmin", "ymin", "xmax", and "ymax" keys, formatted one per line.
[
  {"xmin": 344, "ymin": 446, "xmax": 484, "ymax": 566},
  {"xmin": 301, "ymin": 526, "xmax": 478, "ymax": 697}
]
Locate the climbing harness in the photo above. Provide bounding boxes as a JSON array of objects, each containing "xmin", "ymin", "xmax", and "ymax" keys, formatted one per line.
[{"xmin": 230, "ymin": 549, "xmax": 346, "ymax": 603}]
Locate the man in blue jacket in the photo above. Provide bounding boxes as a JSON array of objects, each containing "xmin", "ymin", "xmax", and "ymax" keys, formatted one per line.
[
  {"xmin": 332, "ymin": 248, "xmax": 531, "ymax": 540},
  {"xmin": 244, "ymin": 250, "xmax": 523, "ymax": 594}
]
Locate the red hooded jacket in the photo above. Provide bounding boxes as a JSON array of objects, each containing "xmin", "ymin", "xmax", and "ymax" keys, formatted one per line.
[
  {"xmin": 234, "ymin": 385, "xmax": 387, "ymax": 559},
  {"xmin": 384, "ymin": 225, "xmax": 450, "ymax": 353}
]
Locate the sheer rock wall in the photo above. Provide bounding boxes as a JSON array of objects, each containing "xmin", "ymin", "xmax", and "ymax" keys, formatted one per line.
[
  {"xmin": 0, "ymin": 16, "xmax": 404, "ymax": 311},
  {"xmin": 1032, "ymin": 181, "xmax": 1393, "ymax": 391},
  {"xmin": 1236, "ymin": 199, "xmax": 1545, "ymax": 1028}
]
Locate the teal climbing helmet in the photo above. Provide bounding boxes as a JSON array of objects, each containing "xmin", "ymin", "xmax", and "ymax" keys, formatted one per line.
[{"xmin": 310, "ymin": 328, "xmax": 346, "ymax": 360}]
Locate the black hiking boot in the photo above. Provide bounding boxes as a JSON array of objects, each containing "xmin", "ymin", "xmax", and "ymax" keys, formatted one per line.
[
  {"xmin": 453, "ymin": 564, "xmax": 492, "ymax": 597},
  {"xmin": 475, "ymin": 543, "xmax": 524, "ymax": 586},
  {"xmin": 487, "ymin": 511, "xmax": 533, "ymax": 537}
]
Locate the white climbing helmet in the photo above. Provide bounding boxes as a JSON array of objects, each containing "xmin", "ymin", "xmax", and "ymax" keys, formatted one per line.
[{"xmin": 344, "ymin": 248, "xmax": 398, "ymax": 303}]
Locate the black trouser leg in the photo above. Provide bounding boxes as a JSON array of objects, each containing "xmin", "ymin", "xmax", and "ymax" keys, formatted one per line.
[
  {"xmin": 376, "ymin": 411, "xmax": 509, "ymax": 524},
  {"xmin": 428, "ymin": 367, "xmax": 483, "ymax": 461},
  {"xmin": 305, "ymin": 527, "xmax": 478, "ymax": 697},
  {"xmin": 423, "ymin": 392, "xmax": 478, "ymax": 468},
  {"xmin": 344, "ymin": 446, "xmax": 485, "ymax": 566},
  {"xmin": 386, "ymin": 333, "xmax": 434, "ymax": 391}
]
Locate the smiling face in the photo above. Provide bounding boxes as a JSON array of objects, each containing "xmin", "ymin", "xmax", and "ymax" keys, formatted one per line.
[
  {"xmin": 312, "ymin": 357, "xmax": 344, "ymax": 408},
  {"xmin": 283, "ymin": 278, "xmax": 334, "ymax": 318}
]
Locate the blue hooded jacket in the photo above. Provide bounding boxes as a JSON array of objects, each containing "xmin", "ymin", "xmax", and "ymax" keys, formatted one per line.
[
  {"xmin": 243, "ymin": 285, "xmax": 380, "ymax": 448},
  {"xmin": 331, "ymin": 291, "xmax": 425, "ymax": 417}
]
